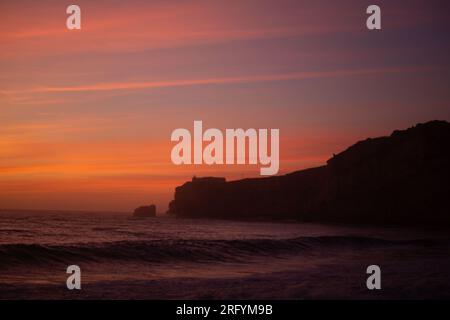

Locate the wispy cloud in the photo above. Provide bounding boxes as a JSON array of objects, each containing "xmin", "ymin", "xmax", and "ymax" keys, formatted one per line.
[{"xmin": 5, "ymin": 66, "xmax": 434, "ymax": 95}]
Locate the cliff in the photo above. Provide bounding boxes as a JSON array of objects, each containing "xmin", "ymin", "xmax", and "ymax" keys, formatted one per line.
[{"xmin": 167, "ymin": 121, "xmax": 450, "ymax": 225}]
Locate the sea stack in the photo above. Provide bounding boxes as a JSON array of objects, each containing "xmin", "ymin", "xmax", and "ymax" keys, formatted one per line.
[{"xmin": 133, "ymin": 205, "xmax": 156, "ymax": 217}]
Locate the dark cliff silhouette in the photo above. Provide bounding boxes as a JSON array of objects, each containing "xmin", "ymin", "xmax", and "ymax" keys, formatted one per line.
[{"xmin": 167, "ymin": 121, "xmax": 450, "ymax": 225}]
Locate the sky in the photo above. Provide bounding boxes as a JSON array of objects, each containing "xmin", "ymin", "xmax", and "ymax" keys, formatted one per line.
[{"xmin": 1, "ymin": 0, "xmax": 449, "ymax": 212}]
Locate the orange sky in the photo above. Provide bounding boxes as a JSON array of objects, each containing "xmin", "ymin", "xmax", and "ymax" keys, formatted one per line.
[{"xmin": 1, "ymin": 0, "xmax": 449, "ymax": 212}]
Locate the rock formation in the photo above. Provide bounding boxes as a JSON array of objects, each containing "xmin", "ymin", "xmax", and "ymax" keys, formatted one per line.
[
  {"xmin": 133, "ymin": 205, "xmax": 156, "ymax": 217},
  {"xmin": 167, "ymin": 121, "xmax": 450, "ymax": 225}
]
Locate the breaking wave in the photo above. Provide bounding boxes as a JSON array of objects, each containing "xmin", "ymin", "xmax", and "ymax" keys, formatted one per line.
[{"xmin": 0, "ymin": 236, "xmax": 447, "ymax": 268}]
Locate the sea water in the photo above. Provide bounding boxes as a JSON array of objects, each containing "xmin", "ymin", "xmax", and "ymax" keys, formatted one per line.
[{"xmin": 1, "ymin": 210, "xmax": 449, "ymax": 299}]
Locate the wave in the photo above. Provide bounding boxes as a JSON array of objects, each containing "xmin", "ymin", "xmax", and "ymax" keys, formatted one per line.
[{"xmin": 0, "ymin": 236, "xmax": 448, "ymax": 268}]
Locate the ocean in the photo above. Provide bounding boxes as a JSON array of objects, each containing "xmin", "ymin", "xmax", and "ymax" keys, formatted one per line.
[{"xmin": 1, "ymin": 210, "xmax": 449, "ymax": 299}]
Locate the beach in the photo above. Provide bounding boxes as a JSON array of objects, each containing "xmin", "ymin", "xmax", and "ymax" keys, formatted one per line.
[{"xmin": 1, "ymin": 210, "xmax": 449, "ymax": 299}]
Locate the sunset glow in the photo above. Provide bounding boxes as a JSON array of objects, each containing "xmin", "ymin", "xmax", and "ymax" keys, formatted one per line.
[{"xmin": 1, "ymin": 0, "xmax": 449, "ymax": 211}]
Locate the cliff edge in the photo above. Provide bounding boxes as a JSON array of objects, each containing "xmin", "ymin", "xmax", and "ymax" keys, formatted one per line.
[{"xmin": 167, "ymin": 121, "xmax": 450, "ymax": 225}]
